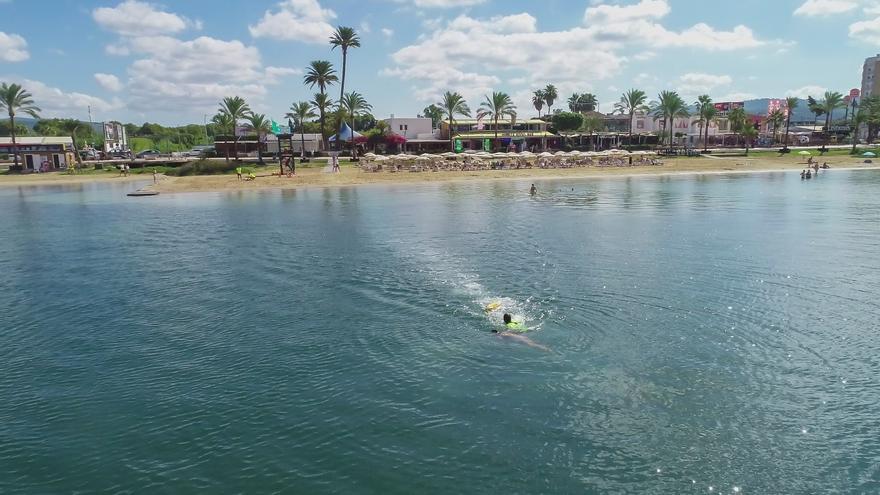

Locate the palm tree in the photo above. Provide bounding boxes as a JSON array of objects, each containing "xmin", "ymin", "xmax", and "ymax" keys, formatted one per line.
[
  {"xmin": 652, "ymin": 90, "xmax": 689, "ymax": 146},
  {"xmin": 807, "ymin": 96, "xmax": 825, "ymax": 129},
  {"xmin": 56, "ymin": 119, "xmax": 86, "ymax": 170},
  {"xmin": 783, "ymin": 96, "xmax": 799, "ymax": 150},
  {"xmin": 329, "ymin": 26, "xmax": 361, "ymax": 151},
  {"xmin": 579, "ymin": 93, "xmax": 598, "ymax": 112},
  {"xmin": 0, "ymin": 83, "xmax": 41, "ymax": 170},
  {"xmin": 693, "ymin": 95, "xmax": 713, "ymax": 151},
  {"xmin": 311, "ymin": 92, "xmax": 333, "ymax": 152},
  {"xmin": 702, "ymin": 105, "xmax": 718, "ymax": 151},
  {"xmin": 532, "ymin": 90, "xmax": 545, "ymax": 118},
  {"xmin": 245, "ymin": 113, "xmax": 271, "ymax": 165},
  {"xmin": 767, "ymin": 109, "xmax": 785, "ymax": 145},
  {"xmin": 303, "ymin": 60, "xmax": 338, "ymax": 149},
  {"xmin": 437, "ymin": 91, "xmax": 471, "ymax": 152},
  {"xmin": 476, "ymin": 91, "xmax": 516, "ymax": 151},
  {"xmin": 820, "ymin": 91, "xmax": 845, "ymax": 131},
  {"xmin": 741, "ymin": 122, "xmax": 759, "ymax": 154},
  {"xmin": 212, "ymin": 112, "xmax": 234, "ymax": 162},
  {"xmin": 851, "ymin": 109, "xmax": 866, "ymax": 154},
  {"xmin": 728, "ymin": 107, "xmax": 747, "ymax": 147},
  {"xmin": 341, "ymin": 91, "xmax": 371, "ymax": 158},
  {"xmin": 568, "ymin": 93, "xmax": 581, "ymax": 112},
  {"xmin": 286, "ymin": 102, "xmax": 317, "ymax": 162},
  {"xmin": 543, "ymin": 84, "xmax": 558, "ymax": 116},
  {"xmin": 614, "ymin": 89, "xmax": 648, "ymax": 147},
  {"xmin": 218, "ymin": 96, "xmax": 251, "ymax": 160}
]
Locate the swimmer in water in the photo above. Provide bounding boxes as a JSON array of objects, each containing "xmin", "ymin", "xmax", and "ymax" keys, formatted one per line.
[
  {"xmin": 492, "ymin": 327, "xmax": 550, "ymax": 352},
  {"xmin": 530, "ymin": 183, "xmax": 537, "ymax": 195}
]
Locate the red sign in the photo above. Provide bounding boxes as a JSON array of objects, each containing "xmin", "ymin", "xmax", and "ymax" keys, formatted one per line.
[
  {"xmin": 713, "ymin": 102, "xmax": 744, "ymax": 116},
  {"xmin": 850, "ymin": 88, "xmax": 860, "ymax": 98}
]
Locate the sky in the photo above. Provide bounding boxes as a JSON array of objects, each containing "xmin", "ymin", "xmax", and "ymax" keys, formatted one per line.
[{"xmin": 1, "ymin": 0, "xmax": 879, "ymax": 125}]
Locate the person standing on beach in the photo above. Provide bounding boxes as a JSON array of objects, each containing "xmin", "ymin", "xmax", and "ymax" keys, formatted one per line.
[
  {"xmin": 152, "ymin": 169, "xmax": 157, "ymax": 184},
  {"xmin": 530, "ymin": 184, "xmax": 537, "ymax": 195}
]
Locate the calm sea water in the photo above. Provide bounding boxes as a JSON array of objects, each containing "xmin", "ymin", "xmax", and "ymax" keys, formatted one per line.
[{"xmin": 1, "ymin": 170, "xmax": 879, "ymax": 493}]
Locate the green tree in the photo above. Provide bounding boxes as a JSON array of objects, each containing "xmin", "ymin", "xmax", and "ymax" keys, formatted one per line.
[
  {"xmin": 820, "ymin": 91, "xmax": 845, "ymax": 130},
  {"xmin": 303, "ymin": 60, "xmax": 338, "ymax": 149},
  {"xmin": 437, "ymin": 91, "xmax": 471, "ymax": 151},
  {"xmin": 329, "ymin": 26, "xmax": 361, "ymax": 151},
  {"xmin": 551, "ymin": 112, "xmax": 583, "ymax": 136},
  {"xmin": 56, "ymin": 119, "xmax": 88, "ymax": 168},
  {"xmin": 218, "ymin": 96, "xmax": 251, "ymax": 160},
  {"xmin": 0, "ymin": 83, "xmax": 41, "ymax": 169},
  {"xmin": 0, "ymin": 120, "xmax": 29, "ymax": 137},
  {"xmin": 783, "ymin": 96, "xmax": 799, "ymax": 150},
  {"xmin": 286, "ymin": 102, "xmax": 317, "ymax": 163},
  {"xmin": 741, "ymin": 122, "xmax": 759, "ymax": 154},
  {"xmin": 245, "ymin": 113, "xmax": 271, "ymax": 165},
  {"xmin": 211, "ymin": 111, "xmax": 234, "ymax": 162},
  {"xmin": 807, "ymin": 96, "xmax": 825, "ymax": 128},
  {"xmin": 543, "ymin": 84, "xmax": 558, "ymax": 115},
  {"xmin": 476, "ymin": 91, "xmax": 516, "ymax": 151},
  {"xmin": 693, "ymin": 95, "xmax": 713, "ymax": 151},
  {"xmin": 728, "ymin": 107, "xmax": 747, "ymax": 147},
  {"xmin": 340, "ymin": 92, "xmax": 371, "ymax": 157},
  {"xmin": 532, "ymin": 90, "xmax": 545, "ymax": 117},
  {"xmin": 421, "ymin": 104, "xmax": 444, "ymax": 128},
  {"xmin": 652, "ymin": 90, "xmax": 689, "ymax": 146},
  {"xmin": 614, "ymin": 88, "xmax": 648, "ymax": 147}
]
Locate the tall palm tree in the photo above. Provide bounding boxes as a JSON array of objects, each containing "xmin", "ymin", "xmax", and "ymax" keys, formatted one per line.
[
  {"xmin": 303, "ymin": 60, "xmax": 338, "ymax": 149},
  {"xmin": 783, "ymin": 96, "xmax": 799, "ymax": 150},
  {"xmin": 532, "ymin": 90, "xmax": 545, "ymax": 118},
  {"xmin": 285, "ymin": 102, "xmax": 317, "ymax": 161},
  {"xmin": 652, "ymin": 90, "xmax": 689, "ymax": 146},
  {"xmin": 543, "ymin": 84, "xmax": 558, "ymax": 116},
  {"xmin": 702, "ymin": 105, "xmax": 718, "ymax": 151},
  {"xmin": 693, "ymin": 94, "xmax": 713, "ymax": 151},
  {"xmin": 311, "ymin": 92, "xmax": 333, "ymax": 152},
  {"xmin": 767, "ymin": 109, "xmax": 785, "ymax": 145},
  {"xmin": 212, "ymin": 112, "xmax": 234, "ymax": 162},
  {"xmin": 807, "ymin": 96, "xmax": 825, "ymax": 128},
  {"xmin": 851, "ymin": 109, "xmax": 866, "ymax": 154},
  {"xmin": 477, "ymin": 91, "xmax": 516, "ymax": 151},
  {"xmin": 438, "ymin": 91, "xmax": 471, "ymax": 152},
  {"xmin": 218, "ymin": 96, "xmax": 251, "ymax": 160},
  {"xmin": 728, "ymin": 107, "xmax": 747, "ymax": 147},
  {"xmin": 0, "ymin": 83, "xmax": 41, "ymax": 170},
  {"xmin": 821, "ymin": 91, "xmax": 845, "ymax": 131},
  {"xmin": 579, "ymin": 93, "xmax": 598, "ymax": 112},
  {"xmin": 341, "ymin": 91, "xmax": 371, "ymax": 158},
  {"xmin": 614, "ymin": 88, "xmax": 648, "ymax": 147},
  {"xmin": 568, "ymin": 93, "xmax": 581, "ymax": 112},
  {"xmin": 741, "ymin": 121, "xmax": 759, "ymax": 154},
  {"xmin": 245, "ymin": 113, "xmax": 271, "ymax": 165},
  {"xmin": 329, "ymin": 26, "xmax": 361, "ymax": 151}
]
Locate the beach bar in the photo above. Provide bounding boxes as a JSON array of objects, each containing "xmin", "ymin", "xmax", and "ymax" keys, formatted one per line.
[{"xmin": 0, "ymin": 136, "xmax": 75, "ymax": 172}]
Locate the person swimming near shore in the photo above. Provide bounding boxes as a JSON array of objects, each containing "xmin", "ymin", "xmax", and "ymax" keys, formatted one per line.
[
  {"xmin": 530, "ymin": 183, "xmax": 537, "ymax": 195},
  {"xmin": 492, "ymin": 326, "xmax": 550, "ymax": 352},
  {"xmin": 502, "ymin": 313, "xmax": 526, "ymax": 331}
]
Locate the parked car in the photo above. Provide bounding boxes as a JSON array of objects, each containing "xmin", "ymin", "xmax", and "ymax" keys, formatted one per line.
[
  {"xmin": 186, "ymin": 145, "xmax": 213, "ymax": 158},
  {"xmin": 136, "ymin": 149, "xmax": 161, "ymax": 159}
]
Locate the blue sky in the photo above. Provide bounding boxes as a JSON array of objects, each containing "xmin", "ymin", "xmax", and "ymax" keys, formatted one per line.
[{"xmin": 1, "ymin": 0, "xmax": 879, "ymax": 125}]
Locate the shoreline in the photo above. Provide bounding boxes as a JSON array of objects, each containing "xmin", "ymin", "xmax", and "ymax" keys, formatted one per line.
[{"xmin": 2, "ymin": 157, "xmax": 877, "ymax": 194}]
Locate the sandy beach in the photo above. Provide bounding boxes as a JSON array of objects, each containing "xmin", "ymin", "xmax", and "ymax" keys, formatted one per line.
[{"xmin": 1, "ymin": 155, "xmax": 876, "ymax": 194}]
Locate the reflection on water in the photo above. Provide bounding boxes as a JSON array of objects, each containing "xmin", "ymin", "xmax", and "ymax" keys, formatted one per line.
[{"xmin": 0, "ymin": 170, "xmax": 879, "ymax": 493}]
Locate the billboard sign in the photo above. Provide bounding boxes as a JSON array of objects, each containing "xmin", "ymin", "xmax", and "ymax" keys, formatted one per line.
[
  {"xmin": 850, "ymin": 88, "xmax": 860, "ymax": 98},
  {"xmin": 714, "ymin": 101, "xmax": 744, "ymax": 117},
  {"xmin": 767, "ymin": 99, "xmax": 788, "ymax": 118}
]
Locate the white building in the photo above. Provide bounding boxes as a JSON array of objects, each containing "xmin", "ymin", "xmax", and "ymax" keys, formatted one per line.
[
  {"xmin": 382, "ymin": 116, "xmax": 445, "ymax": 151},
  {"xmin": 631, "ymin": 112, "xmax": 732, "ymax": 145}
]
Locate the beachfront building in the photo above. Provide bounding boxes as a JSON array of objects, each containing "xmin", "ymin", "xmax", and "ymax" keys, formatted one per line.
[
  {"xmin": 0, "ymin": 136, "xmax": 75, "ymax": 172},
  {"xmin": 382, "ymin": 116, "xmax": 446, "ymax": 152},
  {"xmin": 440, "ymin": 117, "xmax": 557, "ymax": 152}
]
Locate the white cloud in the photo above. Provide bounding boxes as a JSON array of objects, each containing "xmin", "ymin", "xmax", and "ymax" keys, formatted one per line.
[
  {"xmin": 584, "ymin": 1, "xmax": 766, "ymax": 51},
  {"xmin": 786, "ymin": 85, "xmax": 827, "ymax": 98},
  {"xmin": 396, "ymin": 0, "xmax": 487, "ymax": 7},
  {"xmin": 678, "ymin": 73, "xmax": 733, "ymax": 94},
  {"xmin": 0, "ymin": 76, "xmax": 123, "ymax": 118},
  {"xmin": 633, "ymin": 50, "xmax": 657, "ymax": 61},
  {"xmin": 381, "ymin": 27, "xmax": 394, "ymax": 39},
  {"xmin": 105, "ymin": 44, "xmax": 130, "ymax": 56},
  {"xmin": 359, "ymin": 21, "xmax": 371, "ymax": 34},
  {"xmin": 94, "ymin": 73, "xmax": 124, "ymax": 92},
  {"xmin": 584, "ymin": 0, "xmax": 671, "ymax": 23},
  {"xmin": 793, "ymin": 0, "xmax": 858, "ymax": 16},
  {"xmin": 249, "ymin": 0, "xmax": 336, "ymax": 43},
  {"xmin": 714, "ymin": 92, "xmax": 758, "ymax": 102},
  {"xmin": 93, "ymin": 0, "xmax": 197, "ymax": 36},
  {"xmin": 0, "ymin": 31, "xmax": 29, "ymax": 62},
  {"xmin": 865, "ymin": 3, "xmax": 880, "ymax": 14},
  {"xmin": 849, "ymin": 16, "xmax": 880, "ymax": 44}
]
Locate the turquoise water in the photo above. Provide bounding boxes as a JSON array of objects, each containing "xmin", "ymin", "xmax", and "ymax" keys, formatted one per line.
[{"xmin": 1, "ymin": 171, "xmax": 879, "ymax": 493}]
